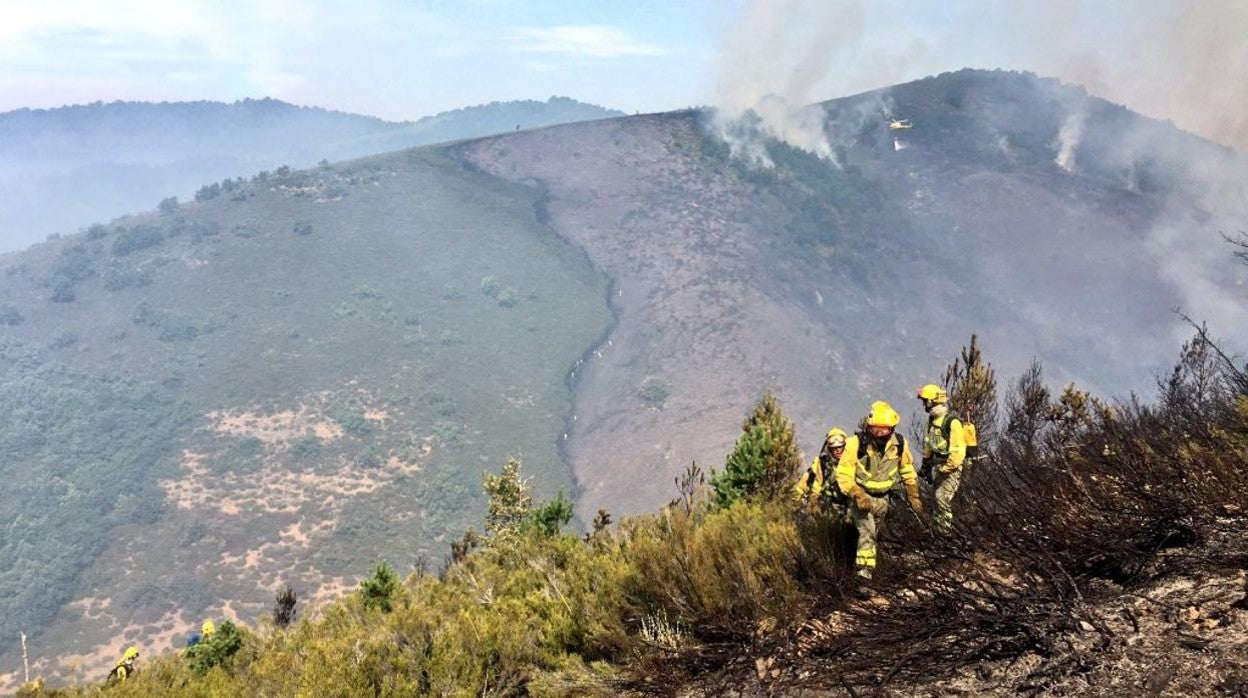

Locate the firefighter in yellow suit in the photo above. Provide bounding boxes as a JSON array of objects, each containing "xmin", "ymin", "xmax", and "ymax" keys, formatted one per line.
[
  {"xmin": 836, "ymin": 402, "xmax": 922, "ymax": 582},
  {"xmin": 917, "ymin": 384, "xmax": 967, "ymax": 532},
  {"xmin": 794, "ymin": 427, "xmax": 849, "ymax": 518}
]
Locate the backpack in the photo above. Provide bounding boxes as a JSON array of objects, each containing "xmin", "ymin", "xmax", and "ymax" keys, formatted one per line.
[
  {"xmin": 108, "ymin": 662, "xmax": 132, "ymax": 682},
  {"xmin": 936, "ymin": 411, "xmax": 960, "ymax": 444}
]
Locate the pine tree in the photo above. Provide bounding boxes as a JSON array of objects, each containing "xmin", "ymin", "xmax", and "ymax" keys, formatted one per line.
[
  {"xmin": 525, "ymin": 490, "xmax": 573, "ymax": 536},
  {"xmin": 360, "ymin": 562, "xmax": 399, "ymax": 613},
  {"xmin": 942, "ymin": 333, "xmax": 999, "ymax": 447},
  {"xmin": 483, "ymin": 457, "xmax": 533, "ymax": 537},
  {"xmin": 710, "ymin": 391, "xmax": 802, "ymax": 508}
]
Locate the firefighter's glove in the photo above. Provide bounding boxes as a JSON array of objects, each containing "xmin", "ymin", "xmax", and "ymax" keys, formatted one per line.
[
  {"xmin": 850, "ymin": 486, "xmax": 874, "ymax": 512},
  {"xmin": 905, "ymin": 482, "xmax": 924, "ymax": 514}
]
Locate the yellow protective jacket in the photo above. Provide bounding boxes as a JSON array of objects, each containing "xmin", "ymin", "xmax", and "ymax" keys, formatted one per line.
[
  {"xmin": 836, "ymin": 433, "xmax": 917, "ymax": 496},
  {"xmin": 794, "ymin": 454, "xmax": 829, "ymax": 501},
  {"xmin": 923, "ymin": 411, "xmax": 966, "ymax": 473}
]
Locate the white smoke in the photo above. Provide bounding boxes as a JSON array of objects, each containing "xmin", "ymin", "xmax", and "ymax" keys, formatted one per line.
[
  {"xmin": 711, "ymin": 1, "xmax": 1248, "ymax": 154},
  {"xmin": 1053, "ymin": 107, "xmax": 1086, "ymax": 172},
  {"xmin": 711, "ymin": 0, "xmax": 866, "ymax": 165}
]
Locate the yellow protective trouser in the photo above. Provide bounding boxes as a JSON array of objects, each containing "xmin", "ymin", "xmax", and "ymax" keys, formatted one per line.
[
  {"xmin": 934, "ymin": 468, "xmax": 962, "ymax": 532},
  {"xmin": 850, "ymin": 493, "xmax": 890, "ymax": 579}
]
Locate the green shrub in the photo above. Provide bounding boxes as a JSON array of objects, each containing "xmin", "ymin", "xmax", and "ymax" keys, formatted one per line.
[
  {"xmin": 158, "ymin": 196, "xmax": 179, "ymax": 214},
  {"xmin": 524, "ymin": 490, "xmax": 573, "ymax": 536},
  {"xmin": 185, "ymin": 620, "xmax": 245, "ymax": 674},
  {"xmin": 328, "ymin": 408, "xmax": 373, "ymax": 437},
  {"xmin": 86, "ymin": 223, "xmax": 108, "ymax": 240},
  {"xmin": 232, "ymin": 224, "xmax": 261, "ymax": 239},
  {"xmin": 195, "ymin": 182, "xmax": 221, "ymax": 201},
  {"xmin": 497, "ymin": 288, "xmax": 518, "ymax": 308},
  {"xmin": 131, "ymin": 302, "xmax": 200, "ymax": 341},
  {"xmin": 103, "ymin": 263, "xmax": 152, "ymax": 291},
  {"xmin": 289, "ymin": 434, "xmax": 321, "ymax": 459},
  {"xmin": 638, "ymin": 375, "xmax": 669, "ymax": 406},
  {"xmin": 624, "ymin": 500, "xmax": 807, "ymax": 637},
  {"xmin": 48, "ymin": 245, "xmax": 94, "ymax": 301},
  {"xmin": 356, "ymin": 445, "xmax": 384, "ymax": 469},
  {"xmin": 111, "ymin": 225, "xmax": 163, "ymax": 256},
  {"xmin": 190, "ymin": 220, "xmax": 221, "ymax": 242},
  {"xmin": 49, "ymin": 283, "xmax": 75, "ymax": 303}
]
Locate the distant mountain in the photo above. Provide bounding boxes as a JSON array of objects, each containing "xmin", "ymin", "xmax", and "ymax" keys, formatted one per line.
[
  {"xmin": 0, "ymin": 97, "xmax": 623, "ymax": 252},
  {"xmin": 0, "ymin": 69, "xmax": 1243, "ymax": 685}
]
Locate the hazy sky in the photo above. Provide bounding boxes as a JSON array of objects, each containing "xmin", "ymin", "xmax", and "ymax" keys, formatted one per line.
[{"xmin": 2, "ymin": 1, "xmax": 1246, "ymax": 149}]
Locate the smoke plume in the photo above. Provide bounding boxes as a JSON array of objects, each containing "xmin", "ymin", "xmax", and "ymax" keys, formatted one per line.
[
  {"xmin": 1053, "ymin": 106, "xmax": 1085, "ymax": 172},
  {"xmin": 711, "ymin": 1, "xmax": 1248, "ymax": 154},
  {"xmin": 711, "ymin": 1, "xmax": 866, "ymax": 165}
]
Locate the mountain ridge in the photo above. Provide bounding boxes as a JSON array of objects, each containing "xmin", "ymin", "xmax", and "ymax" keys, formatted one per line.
[{"xmin": 0, "ymin": 96, "xmax": 624, "ymax": 252}]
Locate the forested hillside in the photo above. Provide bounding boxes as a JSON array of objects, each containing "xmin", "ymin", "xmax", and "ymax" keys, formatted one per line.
[{"xmin": 0, "ymin": 148, "xmax": 611, "ymax": 682}]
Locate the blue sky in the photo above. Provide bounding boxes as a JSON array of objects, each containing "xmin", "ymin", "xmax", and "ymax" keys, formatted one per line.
[
  {"xmin": 1, "ymin": 0, "xmax": 1245, "ymax": 150},
  {"xmin": 0, "ymin": 0, "xmax": 739, "ymax": 118}
]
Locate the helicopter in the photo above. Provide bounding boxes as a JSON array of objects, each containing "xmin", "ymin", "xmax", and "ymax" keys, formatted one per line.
[{"xmin": 888, "ymin": 118, "xmax": 913, "ymax": 130}]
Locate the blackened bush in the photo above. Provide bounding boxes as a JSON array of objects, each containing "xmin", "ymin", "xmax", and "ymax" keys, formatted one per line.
[{"xmin": 273, "ymin": 585, "xmax": 297, "ymax": 629}]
